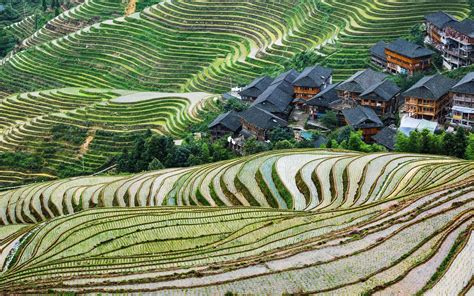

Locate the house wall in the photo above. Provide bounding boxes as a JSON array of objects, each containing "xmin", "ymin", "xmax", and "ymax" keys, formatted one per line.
[
  {"xmin": 404, "ymin": 94, "xmax": 451, "ymax": 122},
  {"xmin": 242, "ymin": 121, "xmax": 266, "ymax": 141},
  {"xmin": 294, "ymin": 86, "xmax": 321, "ymax": 100},
  {"xmin": 210, "ymin": 124, "xmax": 234, "ymax": 140},
  {"xmin": 385, "ymin": 49, "xmax": 432, "ymax": 75}
]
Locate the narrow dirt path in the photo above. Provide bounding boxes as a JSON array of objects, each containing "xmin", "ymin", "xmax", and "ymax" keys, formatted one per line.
[{"xmin": 125, "ymin": 0, "xmax": 137, "ymax": 16}]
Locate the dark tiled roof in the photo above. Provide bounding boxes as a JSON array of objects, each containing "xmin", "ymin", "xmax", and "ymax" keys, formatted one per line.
[
  {"xmin": 448, "ymin": 19, "xmax": 474, "ymax": 38},
  {"xmin": 293, "ymin": 65, "xmax": 333, "ymax": 88},
  {"xmin": 425, "ymin": 11, "xmax": 457, "ymax": 29},
  {"xmin": 240, "ymin": 106, "xmax": 288, "ymax": 130},
  {"xmin": 252, "ymin": 80, "xmax": 294, "ymax": 113},
  {"xmin": 372, "ymin": 127, "xmax": 397, "ymax": 150},
  {"xmin": 403, "ymin": 74, "xmax": 457, "ymax": 100},
  {"xmin": 370, "ymin": 41, "xmax": 388, "ymax": 61},
  {"xmin": 313, "ymin": 135, "xmax": 328, "ymax": 148},
  {"xmin": 386, "ymin": 38, "xmax": 434, "ymax": 59},
  {"xmin": 360, "ymin": 79, "xmax": 400, "ymax": 101},
  {"xmin": 208, "ymin": 111, "xmax": 242, "ymax": 132},
  {"xmin": 272, "ymin": 69, "xmax": 300, "ymax": 85},
  {"xmin": 306, "ymin": 83, "xmax": 340, "ymax": 107},
  {"xmin": 240, "ymin": 76, "xmax": 274, "ymax": 98},
  {"xmin": 342, "ymin": 106, "xmax": 383, "ymax": 129},
  {"xmin": 336, "ymin": 69, "xmax": 388, "ymax": 94},
  {"xmin": 451, "ymin": 72, "xmax": 474, "ymax": 95}
]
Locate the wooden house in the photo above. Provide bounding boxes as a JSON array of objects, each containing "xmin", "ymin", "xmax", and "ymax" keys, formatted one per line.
[
  {"xmin": 342, "ymin": 106, "xmax": 384, "ymax": 142},
  {"xmin": 449, "ymin": 72, "xmax": 474, "ymax": 128},
  {"xmin": 292, "ymin": 65, "xmax": 333, "ymax": 103},
  {"xmin": 239, "ymin": 76, "xmax": 273, "ymax": 101},
  {"xmin": 403, "ymin": 74, "xmax": 457, "ymax": 123},
  {"xmin": 208, "ymin": 111, "xmax": 242, "ymax": 140},
  {"xmin": 384, "ymin": 38, "xmax": 434, "ymax": 76},
  {"xmin": 425, "ymin": 11, "xmax": 457, "ymax": 46},
  {"xmin": 239, "ymin": 107, "xmax": 288, "ymax": 141},
  {"xmin": 359, "ymin": 79, "xmax": 401, "ymax": 116}
]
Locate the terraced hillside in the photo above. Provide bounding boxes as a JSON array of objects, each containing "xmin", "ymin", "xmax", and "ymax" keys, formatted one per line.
[
  {"xmin": 0, "ymin": 150, "xmax": 472, "ymax": 294},
  {"xmin": 0, "ymin": 88, "xmax": 217, "ymax": 186},
  {"xmin": 0, "ymin": 0, "xmax": 469, "ymax": 94}
]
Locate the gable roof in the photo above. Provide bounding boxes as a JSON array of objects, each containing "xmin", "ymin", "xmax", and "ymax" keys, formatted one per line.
[
  {"xmin": 385, "ymin": 38, "xmax": 434, "ymax": 59},
  {"xmin": 372, "ymin": 127, "xmax": 397, "ymax": 150},
  {"xmin": 272, "ymin": 69, "xmax": 300, "ymax": 85},
  {"xmin": 451, "ymin": 72, "xmax": 474, "ymax": 95},
  {"xmin": 360, "ymin": 79, "xmax": 401, "ymax": 101},
  {"xmin": 252, "ymin": 80, "xmax": 294, "ymax": 113},
  {"xmin": 425, "ymin": 11, "xmax": 457, "ymax": 29},
  {"xmin": 292, "ymin": 66, "xmax": 333, "ymax": 88},
  {"xmin": 336, "ymin": 69, "xmax": 388, "ymax": 94},
  {"xmin": 240, "ymin": 106, "xmax": 288, "ymax": 130},
  {"xmin": 208, "ymin": 111, "xmax": 242, "ymax": 132},
  {"xmin": 305, "ymin": 83, "xmax": 340, "ymax": 107},
  {"xmin": 403, "ymin": 74, "xmax": 457, "ymax": 100},
  {"xmin": 370, "ymin": 41, "xmax": 388, "ymax": 61},
  {"xmin": 342, "ymin": 106, "xmax": 383, "ymax": 129},
  {"xmin": 239, "ymin": 76, "xmax": 274, "ymax": 98},
  {"xmin": 448, "ymin": 19, "xmax": 474, "ymax": 38}
]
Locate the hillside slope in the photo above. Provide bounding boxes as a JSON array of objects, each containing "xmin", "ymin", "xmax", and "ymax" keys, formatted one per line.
[
  {"xmin": 0, "ymin": 150, "xmax": 472, "ymax": 294},
  {"xmin": 0, "ymin": 88, "xmax": 217, "ymax": 186},
  {"xmin": 0, "ymin": 0, "xmax": 469, "ymax": 95}
]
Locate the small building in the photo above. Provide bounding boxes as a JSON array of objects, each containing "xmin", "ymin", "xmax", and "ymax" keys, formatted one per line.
[
  {"xmin": 292, "ymin": 65, "xmax": 333, "ymax": 101},
  {"xmin": 336, "ymin": 69, "xmax": 388, "ymax": 101},
  {"xmin": 399, "ymin": 115, "xmax": 438, "ymax": 136},
  {"xmin": 443, "ymin": 20, "xmax": 474, "ymax": 69},
  {"xmin": 342, "ymin": 106, "xmax": 384, "ymax": 142},
  {"xmin": 208, "ymin": 111, "xmax": 242, "ymax": 140},
  {"xmin": 449, "ymin": 72, "xmax": 474, "ymax": 129},
  {"xmin": 240, "ymin": 107, "xmax": 288, "ymax": 141},
  {"xmin": 384, "ymin": 38, "xmax": 434, "ymax": 76},
  {"xmin": 425, "ymin": 11, "xmax": 457, "ymax": 47},
  {"xmin": 370, "ymin": 41, "xmax": 389, "ymax": 68},
  {"xmin": 239, "ymin": 76, "xmax": 274, "ymax": 101},
  {"xmin": 403, "ymin": 74, "xmax": 457, "ymax": 123},
  {"xmin": 372, "ymin": 126, "xmax": 397, "ymax": 151},
  {"xmin": 252, "ymin": 78, "xmax": 295, "ymax": 120},
  {"xmin": 359, "ymin": 79, "xmax": 401, "ymax": 116},
  {"xmin": 305, "ymin": 83, "xmax": 341, "ymax": 118}
]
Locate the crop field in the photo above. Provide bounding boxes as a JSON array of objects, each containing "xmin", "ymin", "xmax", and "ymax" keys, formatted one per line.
[
  {"xmin": 0, "ymin": 0, "xmax": 469, "ymax": 94},
  {"xmin": 0, "ymin": 88, "xmax": 218, "ymax": 185},
  {"xmin": 0, "ymin": 150, "xmax": 472, "ymax": 294}
]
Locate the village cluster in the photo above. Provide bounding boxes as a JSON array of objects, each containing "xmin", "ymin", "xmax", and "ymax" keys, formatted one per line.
[{"xmin": 209, "ymin": 12, "xmax": 474, "ymax": 152}]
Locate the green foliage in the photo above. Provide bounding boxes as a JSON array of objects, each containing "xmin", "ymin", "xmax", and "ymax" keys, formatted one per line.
[
  {"xmin": 223, "ymin": 98, "xmax": 248, "ymax": 112},
  {"xmin": 465, "ymin": 134, "xmax": 474, "ymax": 160},
  {"xmin": 0, "ymin": 151, "xmax": 45, "ymax": 172},
  {"xmin": 395, "ymin": 128, "xmax": 471, "ymax": 159},
  {"xmin": 326, "ymin": 130, "xmax": 386, "ymax": 153},
  {"xmin": 51, "ymin": 124, "xmax": 88, "ymax": 145},
  {"xmin": 320, "ymin": 111, "xmax": 338, "ymax": 129},
  {"xmin": 390, "ymin": 72, "xmax": 426, "ymax": 92},
  {"xmin": 268, "ymin": 127, "xmax": 294, "ymax": 143},
  {"xmin": 273, "ymin": 140, "xmax": 294, "ymax": 150},
  {"xmin": 262, "ymin": 50, "xmax": 322, "ymax": 77},
  {"xmin": 243, "ymin": 138, "xmax": 270, "ymax": 155},
  {"xmin": 406, "ymin": 24, "xmax": 424, "ymax": 46},
  {"xmin": 0, "ymin": 28, "xmax": 16, "ymax": 58},
  {"xmin": 116, "ymin": 133, "xmax": 235, "ymax": 173}
]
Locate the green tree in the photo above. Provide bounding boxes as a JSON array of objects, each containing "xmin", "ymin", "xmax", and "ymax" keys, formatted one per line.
[
  {"xmin": 268, "ymin": 127, "xmax": 294, "ymax": 143},
  {"xmin": 465, "ymin": 134, "xmax": 474, "ymax": 160},
  {"xmin": 453, "ymin": 128, "xmax": 468, "ymax": 158},
  {"xmin": 320, "ymin": 111, "xmax": 338, "ymax": 129},
  {"xmin": 273, "ymin": 140, "xmax": 294, "ymax": 150},
  {"xmin": 148, "ymin": 158, "xmax": 164, "ymax": 171},
  {"xmin": 243, "ymin": 138, "xmax": 270, "ymax": 155}
]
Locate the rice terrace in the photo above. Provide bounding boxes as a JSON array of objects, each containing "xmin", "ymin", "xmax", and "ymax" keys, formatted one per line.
[{"xmin": 0, "ymin": 0, "xmax": 473, "ymax": 295}]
